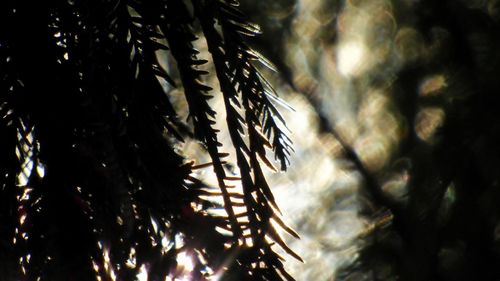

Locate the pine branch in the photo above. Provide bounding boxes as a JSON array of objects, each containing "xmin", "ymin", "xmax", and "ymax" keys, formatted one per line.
[
  {"xmin": 193, "ymin": 0, "xmax": 300, "ymax": 280},
  {"xmin": 0, "ymin": 0, "xmax": 298, "ymax": 280},
  {"xmin": 161, "ymin": 0, "xmax": 242, "ymax": 241}
]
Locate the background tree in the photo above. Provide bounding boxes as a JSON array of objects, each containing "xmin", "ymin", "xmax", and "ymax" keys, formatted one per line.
[
  {"xmin": 232, "ymin": 0, "xmax": 500, "ymax": 280},
  {"xmin": 337, "ymin": 1, "xmax": 500, "ymax": 280},
  {"xmin": 0, "ymin": 0, "xmax": 300, "ymax": 280}
]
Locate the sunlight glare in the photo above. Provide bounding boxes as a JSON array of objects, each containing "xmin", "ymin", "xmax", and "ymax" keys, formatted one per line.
[
  {"xmin": 415, "ymin": 107, "xmax": 445, "ymax": 142},
  {"xmin": 136, "ymin": 264, "xmax": 148, "ymax": 281},
  {"xmin": 419, "ymin": 75, "xmax": 447, "ymax": 96},
  {"xmin": 177, "ymin": 251, "xmax": 194, "ymax": 272},
  {"xmin": 36, "ymin": 163, "xmax": 45, "ymax": 178},
  {"xmin": 337, "ymin": 41, "xmax": 366, "ymax": 77}
]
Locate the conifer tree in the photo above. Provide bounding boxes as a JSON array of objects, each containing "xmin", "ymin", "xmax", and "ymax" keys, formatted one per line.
[{"xmin": 0, "ymin": 1, "xmax": 299, "ymax": 280}]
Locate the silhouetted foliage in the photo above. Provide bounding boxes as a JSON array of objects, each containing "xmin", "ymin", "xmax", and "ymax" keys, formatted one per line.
[{"xmin": 0, "ymin": 1, "xmax": 299, "ymax": 280}]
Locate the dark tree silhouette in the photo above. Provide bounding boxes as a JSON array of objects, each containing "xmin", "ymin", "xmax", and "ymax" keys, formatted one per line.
[{"xmin": 0, "ymin": 1, "xmax": 299, "ymax": 280}]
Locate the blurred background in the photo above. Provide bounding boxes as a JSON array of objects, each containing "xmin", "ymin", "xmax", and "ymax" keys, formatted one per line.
[{"xmin": 188, "ymin": 0, "xmax": 500, "ymax": 280}]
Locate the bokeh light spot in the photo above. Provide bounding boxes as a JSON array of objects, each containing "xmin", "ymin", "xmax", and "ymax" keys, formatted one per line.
[{"xmin": 337, "ymin": 42, "xmax": 366, "ymax": 77}]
